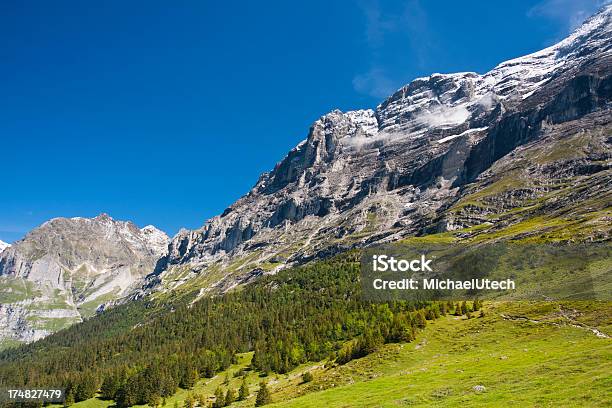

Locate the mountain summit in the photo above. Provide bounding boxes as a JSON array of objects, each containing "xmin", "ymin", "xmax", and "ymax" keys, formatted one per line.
[
  {"xmin": 1, "ymin": 6, "xmax": 610, "ymax": 346},
  {"xmin": 149, "ymin": 5, "xmax": 611, "ymax": 295},
  {"xmin": 0, "ymin": 214, "xmax": 168, "ymax": 345}
]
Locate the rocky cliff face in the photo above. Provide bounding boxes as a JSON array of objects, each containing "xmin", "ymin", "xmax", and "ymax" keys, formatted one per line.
[
  {"xmin": 0, "ymin": 214, "xmax": 168, "ymax": 346},
  {"xmin": 149, "ymin": 6, "xmax": 611, "ymax": 295},
  {"xmin": 2, "ymin": 6, "xmax": 609, "ymax": 344}
]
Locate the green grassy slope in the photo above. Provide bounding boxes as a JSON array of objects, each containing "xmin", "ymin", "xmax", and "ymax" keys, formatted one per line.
[
  {"xmin": 270, "ymin": 302, "xmax": 611, "ymax": 408},
  {"xmin": 65, "ymin": 301, "xmax": 611, "ymax": 408}
]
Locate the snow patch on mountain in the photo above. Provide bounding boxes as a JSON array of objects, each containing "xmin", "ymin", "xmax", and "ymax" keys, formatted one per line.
[
  {"xmin": 151, "ymin": 5, "xmax": 612, "ymax": 298},
  {"xmin": 437, "ymin": 127, "xmax": 489, "ymax": 144}
]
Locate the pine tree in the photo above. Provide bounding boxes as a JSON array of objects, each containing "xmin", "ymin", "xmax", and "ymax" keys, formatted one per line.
[
  {"xmin": 454, "ymin": 302, "xmax": 462, "ymax": 316},
  {"xmin": 181, "ymin": 367, "xmax": 199, "ymax": 389},
  {"xmin": 238, "ymin": 380, "xmax": 249, "ymax": 401},
  {"xmin": 255, "ymin": 382, "xmax": 271, "ymax": 406},
  {"xmin": 75, "ymin": 372, "xmax": 98, "ymax": 402},
  {"xmin": 148, "ymin": 393, "xmax": 161, "ymax": 407},
  {"xmin": 184, "ymin": 393, "xmax": 195, "ymax": 408},
  {"xmin": 225, "ymin": 388, "xmax": 236, "ymax": 406},
  {"xmin": 460, "ymin": 301, "xmax": 468, "ymax": 315},
  {"xmin": 439, "ymin": 302, "xmax": 447, "ymax": 316},
  {"xmin": 196, "ymin": 393, "xmax": 207, "ymax": 407},
  {"xmin": 64, "ymin": 392, "xmax": 75, "ymax": 407},
  {"xmin": 213, "ymin": 387, "xmax": 225, "ymax": 408},
  {"xmin": 414, "ymin": 311, "xmax": 427, "ymax": 328},
  {"xmin": 100, "ymin": 372, "xmax": 122, "ymax": 400}
]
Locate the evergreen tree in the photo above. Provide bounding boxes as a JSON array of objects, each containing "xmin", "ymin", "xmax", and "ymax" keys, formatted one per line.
[
  {"xmin": 238, "ymin": 380, "xmax": 249, "ymax": 401},
  {"xmin": 302, "ymin": 371, "xmax": 313, "ymax": 383},
  {"xmin": 181, "ymin": 366, "xmax": 199, "ymax": 389},
  {"xmin": 75, "ymin": 372, "xmax": 98, "ymax": 402},
  {"xmin": 184, "ymin": 394, "xmax": 195, "ymax": 408},
  {"xmin": 255, "ymin": 382, "xmax": 271, "ymax": 406},
  {"xmin": 212, "ymin": 387, "xmax": 225, "ymax": 408},
  {"xmin": 64, "ymin": 392, "xmax": 75, "ymax": 407},
  {"xmin": 439, "ymin": 302, "xmax": 447, "ymax": 316},
  {"xmin": 414, "ymin": 311, "xmax": 427, "ymax": 328},
  {"xmin": 148, "ymin": 393, "xmax": 161, "ymax": 407},
  {"xmin": 460, "ymin": 301, "xmax": 468, "ymax": 315},
  {"xmin": 100, "ymin": 372, "xmax": 122, "ymax": 400},
  {"xmin": 196, "ymin": 393, "xmax": 207, "ymax": 407},
  {"xmin": 454, "ymin": 302, "xmax": 462, "ymax": 316},
  {"xmin": 225, "ymin": 388, "xmax": 236, "ymax": 406}
]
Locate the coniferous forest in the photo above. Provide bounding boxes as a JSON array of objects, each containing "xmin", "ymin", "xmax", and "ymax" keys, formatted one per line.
[{"xmin": 0, "ymin": 252, "xmax": 455, "ymax": 407}]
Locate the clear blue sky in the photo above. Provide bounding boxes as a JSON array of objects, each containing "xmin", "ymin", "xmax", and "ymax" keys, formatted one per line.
[{"xmin": 0, "ymin": 0, "xmax": 606, "ymax": 242}]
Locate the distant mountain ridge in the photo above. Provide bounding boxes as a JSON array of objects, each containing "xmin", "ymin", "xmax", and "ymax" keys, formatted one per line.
[{"xmin": 0, "ymin": 214, "xmax": 168, "ymax": 346}]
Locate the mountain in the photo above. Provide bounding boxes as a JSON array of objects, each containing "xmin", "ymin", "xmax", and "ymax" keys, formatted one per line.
[
  {"xmin": 0, "ymin": 214, "xmax": 168, "ymax": 347},
  {"xmin": 149, "ymin": 6, "xmax": 611, "ymax": 296},
  {"xmin": 0, "ymin": 7, "xmax": 610, "ymax": 408},
  {"xmin": 1, "ymin": 5, "xmax": 609, "ymax": 347},
  {"xmin": 0, "ymin": 240, "xmax": 9, "ymax": 252}
]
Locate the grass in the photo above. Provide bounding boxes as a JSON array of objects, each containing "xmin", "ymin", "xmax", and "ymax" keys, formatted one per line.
[
  {"xmin": 65, "ymin": 301, "xmax": 611, "ymax": 408},
  {"xmin": 0, "ymin": 278, "xmax": 42, "ymax": 303},
  {"xmin": 270, "ymin": 301, "xmax": 611, "ymax": 407},
  {"xmin": 25, "ymin": 316, "xmax": 81, "ymax": 332},
  {"xmin": 78, "ymin": 290, "xmax": 121, "ymax": 318}
]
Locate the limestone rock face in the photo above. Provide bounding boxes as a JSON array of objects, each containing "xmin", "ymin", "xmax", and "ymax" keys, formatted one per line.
[
  {"xmin": 148, "ymin": 7, "xmax": 611, "ymax": 295},
  {"xmin": 0, "ymin": 214, "xmax": 168, "ymax": 346},
  {"xmin": 2, "ymin": 7, "xmax": 610, "ymax": 345}
]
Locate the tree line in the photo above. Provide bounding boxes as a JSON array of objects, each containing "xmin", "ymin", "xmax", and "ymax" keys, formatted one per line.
[{"xmin": 0, "ymin": 252, "xmax": 477, "ymax": 407}]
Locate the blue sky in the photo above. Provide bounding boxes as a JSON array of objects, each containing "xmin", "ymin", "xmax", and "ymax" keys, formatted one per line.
[{"xmin": 0, "ymin": 0, "xmax": 607, "ymax": 242}]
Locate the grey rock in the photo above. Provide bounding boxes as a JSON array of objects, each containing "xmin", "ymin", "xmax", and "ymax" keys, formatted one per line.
[
  {"xmin": 148, "ymin": 6, "xmax": 612, "ymax": 295},
  {"xmin": 0, "ymin": 214, "xmax": 168, "ymax": 346}
]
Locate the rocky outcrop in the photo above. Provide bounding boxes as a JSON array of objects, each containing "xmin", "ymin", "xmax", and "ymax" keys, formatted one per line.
[
  {"xmin": 148, "ymin": 7, "xmax": 611, "ymax": 295},
  {"xmin": 0, "ymin": 214, "xmax": 168, "ymax": 347}
]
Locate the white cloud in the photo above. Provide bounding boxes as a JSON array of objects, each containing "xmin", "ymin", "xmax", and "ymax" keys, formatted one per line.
[
  {"xmin": 528, "ymin": 0, "xmax": 611, "ymax": 33},
  {"xmin": 340, "ymin": 131, "xmax": 399, "ymax": 150},
  {"xmin": 353, "ymin": 0, "xmax": 433, "ymax": 98},
  {"xmin": 413, "ymin": 105, "xmax": 470, "ymax": 128},
  {"xmin": 352, "ymin": 68, "xmax": 400, "ymax": 99}
]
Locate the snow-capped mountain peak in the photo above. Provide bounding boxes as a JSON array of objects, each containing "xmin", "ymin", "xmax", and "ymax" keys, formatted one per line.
[
  {"xmin": 152, "ymin": 5, "xmax": 612, "ymax": 295},
  {"xmin": 0, "ymin": 240, "xmax": 10, "ymax": 252}
]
